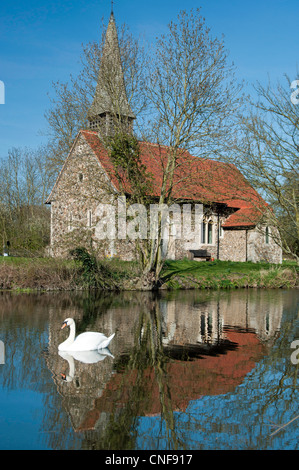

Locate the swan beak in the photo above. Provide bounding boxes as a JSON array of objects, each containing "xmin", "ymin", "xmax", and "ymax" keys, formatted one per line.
[
  {"xmin": 61, "ymin": 373, "xmax": 66, "ymax": 380},
  {"xmin": 61, "ymin": 321, "xmax": 67, "ymax": 329}
]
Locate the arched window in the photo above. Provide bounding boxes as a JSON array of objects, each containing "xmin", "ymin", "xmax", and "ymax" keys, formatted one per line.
[
  {"xmin": 219, "ymin": 223, "xmax": 223, "ymax": 238},
  {"xmin": 201, "ymin": 222, "xmax": 206, "ymax": 244},
  {"xmin": 208, "ymin": 221, "xmax": 213, "ymax": 244}
]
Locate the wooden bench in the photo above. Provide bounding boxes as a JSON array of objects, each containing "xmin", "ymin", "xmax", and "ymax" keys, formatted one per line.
[{"xmin": 189, "ymin": 249, "xmax": 212, "ymax": 261}]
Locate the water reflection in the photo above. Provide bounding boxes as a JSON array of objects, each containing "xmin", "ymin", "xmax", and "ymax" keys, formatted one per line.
[
  {"xmin": 43, "ymin": 289, "xmax": 294, "ymax": 449},
  {"xmin": 0, "ymin": 289, "xmax": 298, "ymax": 450}
]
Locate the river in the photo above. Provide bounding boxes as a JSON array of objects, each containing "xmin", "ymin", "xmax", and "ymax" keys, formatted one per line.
[{"xmin": 0, "ymin": 288, "xmax": 298, "ymax": 450}]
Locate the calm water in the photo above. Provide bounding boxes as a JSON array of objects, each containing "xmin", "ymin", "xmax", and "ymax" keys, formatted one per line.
[{"xmin": 0, "ymin": 288, "xmax": 298, "ymax": 450}]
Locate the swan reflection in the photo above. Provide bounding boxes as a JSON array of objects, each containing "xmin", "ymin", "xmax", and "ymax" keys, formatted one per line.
[{"xmin": 59, "ymin": 349, "xmax": 114, "ymax": 382}]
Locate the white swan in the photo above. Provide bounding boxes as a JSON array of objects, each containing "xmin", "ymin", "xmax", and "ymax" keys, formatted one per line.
[
  {"xmin": 59, "ymin": 349, "xmax": 114, "ymax": 365},
  {"xmin": 58, "ymin": 317, "xmax": 115, "ymax": 352}
]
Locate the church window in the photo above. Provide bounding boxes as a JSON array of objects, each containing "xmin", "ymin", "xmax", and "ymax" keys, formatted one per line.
[
  {"xmin": 219, "ymin": 223, "xmax": 224, "ymax": 238},
  {"xmin": 208, "ymin": 222, "xmax": 213, "ymax": 244},
  {"xmin": 201, "ymin": 222, "xmax": 206, "ymax": 244},
  {"xmin": 78, "ymin": 173, "xmax": 83, "ymax": 182}
]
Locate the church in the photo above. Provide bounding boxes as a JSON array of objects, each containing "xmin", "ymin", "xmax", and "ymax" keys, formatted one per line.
[{"xmin": 45, "ymin": 12, "xmax": 282, "ymax": 265}]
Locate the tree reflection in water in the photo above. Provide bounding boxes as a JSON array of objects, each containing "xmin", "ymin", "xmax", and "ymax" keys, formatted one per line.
[
  {"xmin": 104, "ymin": 298, "xmax": 184, "ymax": 450},
  {"xmin": 50, "ymin": 290, "xmax": 269, "ymax": 450},
  {"xmin": 0, "ymin": 289, "xmax": 298, "ymax": 450}
]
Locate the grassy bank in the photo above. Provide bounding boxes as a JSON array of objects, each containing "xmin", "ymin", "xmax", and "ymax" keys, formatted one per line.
[
  {"xmin": 0, "ymin": 256, "xmax": 79, "ymax": 291},
  {"xmin": 160, "ymin": 259, "xmax": 299, "ymax": 290},
  {"xmin": 0, "ymin": 255, "xmax": 139, "ymax": 291},
  {"xmin": 0, "ymin": 255, "xmax": 297, "ymax": 291}
]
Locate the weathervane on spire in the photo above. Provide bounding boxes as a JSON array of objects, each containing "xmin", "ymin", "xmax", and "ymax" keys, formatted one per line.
[{"xmin": 111, "ymin": 0, "xmax": 114, "ymax": 14}]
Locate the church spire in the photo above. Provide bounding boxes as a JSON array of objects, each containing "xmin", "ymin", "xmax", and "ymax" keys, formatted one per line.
[{"xmin": 87, "ymin": 12, "xmax": 135, "ymax": 136}]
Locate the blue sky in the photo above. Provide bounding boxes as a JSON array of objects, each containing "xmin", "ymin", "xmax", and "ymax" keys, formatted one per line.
[{"xmin": 0, "ymin": 0, "xmax": 298, "ymax": 158}]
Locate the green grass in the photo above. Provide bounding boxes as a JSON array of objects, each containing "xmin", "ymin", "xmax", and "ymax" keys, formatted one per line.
[
  {"xmin": 0, "ymin": 256, "xmax": 297, "ymax": 291},
  {"xmin": 160, "ymin": 259, "xmax": 298, "ymax": 290},
  {"xmin": 0, "ymin": 256, "xmax": 76, "ymax": 267}
]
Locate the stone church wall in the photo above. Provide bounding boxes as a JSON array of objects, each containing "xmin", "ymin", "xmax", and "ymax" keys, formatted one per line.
[
  {"xmin": 50, "ymin": 136, "xmax": 113, "ymax": 257},
  {"xmin": 50, "ymin": 136, "xmax": 137, "ymax": 260},
  {"xmin": 247, "ymin": 226, "xmax": 282, "ymax": 264},
  {"xmin": 49, "ymin": 136, "xmax": 282, "ymax": 265},
  {"xmin": 219, "ymin": 229, "xmax": 247, "ymax": 262},
  {"xmin": 173, "ymin": 225, "xmax": 282, "ymax": 264}
]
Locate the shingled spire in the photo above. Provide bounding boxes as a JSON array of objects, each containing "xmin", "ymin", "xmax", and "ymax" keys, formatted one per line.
[{"xmin": 87, "ymin": 12, "xmax": 135, "ymax": 136}]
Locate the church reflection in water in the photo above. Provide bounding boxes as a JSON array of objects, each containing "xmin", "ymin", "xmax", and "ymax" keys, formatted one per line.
[{"xmin": 45, "ymin": 289, "xmax": 283, "ymax": 434}]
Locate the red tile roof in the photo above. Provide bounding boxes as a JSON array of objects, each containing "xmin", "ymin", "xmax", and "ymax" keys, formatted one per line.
[{"xmin": 80, "ymin": 130, "xmax": 267, "ymax": 228}]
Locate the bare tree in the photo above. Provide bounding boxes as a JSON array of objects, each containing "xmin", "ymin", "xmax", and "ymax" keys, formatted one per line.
[
  {"xmin": 139, "ymin": 8, "xmax": 243, "ymax": 277},
  {"xmin": 230, "ymin": 74, "xmax": 299, "ymax": 262},
  {"xmin": 144, "ymin": 9, "xmax": 242, "ymax": 155},
  {"xmin": 0, "ymin": 146, "xmax": 53, "ymax": 254}
]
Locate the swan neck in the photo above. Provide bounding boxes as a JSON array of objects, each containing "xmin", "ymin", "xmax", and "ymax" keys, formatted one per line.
[{"xmin": 69, "ymin": 322, "xmax": 76, "ymax": 343}]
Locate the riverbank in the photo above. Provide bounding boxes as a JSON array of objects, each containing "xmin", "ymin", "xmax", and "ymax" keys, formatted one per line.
[
  {"xmin": 0, "ymin": 256, "xmax": 297, "ymax": 292},
  {"xmin": 0, "ymin": 255, "xmax": 138, "ymax": 292},
  {"xmin": 161, "ymin": 259, "xmax": 298, "ymax": 290}
]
